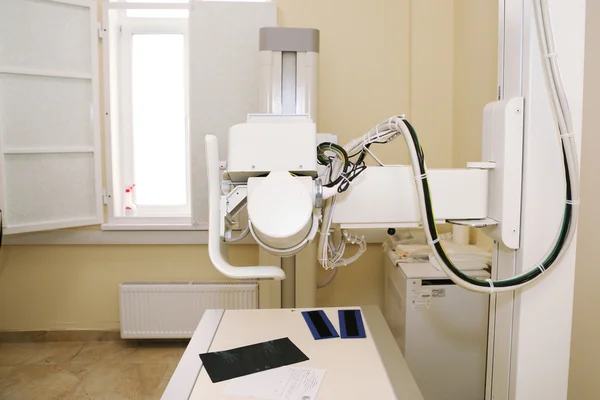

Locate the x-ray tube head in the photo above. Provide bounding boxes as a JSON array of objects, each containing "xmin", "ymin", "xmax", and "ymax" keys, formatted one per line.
[{"xmin": 248, "ymin": 171, "xmax": 315, "ymax": 253}]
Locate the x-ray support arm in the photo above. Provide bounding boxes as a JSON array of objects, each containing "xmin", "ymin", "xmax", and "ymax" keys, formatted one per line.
[
  {"xmin": 205, "ymin": 128, "xmax": 494, "ymax": 280},
  {"xmin": 206, "ymin": 135, "xmax": 286, "ymax": 280}
]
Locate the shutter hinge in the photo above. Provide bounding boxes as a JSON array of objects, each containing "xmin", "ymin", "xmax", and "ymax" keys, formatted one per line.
[
  {"xmin": 97, "ymin": 21, "xmax": 105, "ymax": 39},
  {"xmin": 102, "ymin": 188, "xmax": 110, "ymax": 205}
]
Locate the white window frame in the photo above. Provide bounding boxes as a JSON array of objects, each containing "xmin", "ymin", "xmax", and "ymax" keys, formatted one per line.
[
  {"xmin": 102, "ymin": 2, "xmax": 198, "ymax": 230},
  {"xmin": 119, "ymin": 17, "xmax": 191, "ymax": 217}
]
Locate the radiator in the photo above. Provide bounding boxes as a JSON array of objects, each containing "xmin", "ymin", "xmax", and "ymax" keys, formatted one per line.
[{"xmin": 119, "ymin": 281, "xmax": 258, "ymax": 339}]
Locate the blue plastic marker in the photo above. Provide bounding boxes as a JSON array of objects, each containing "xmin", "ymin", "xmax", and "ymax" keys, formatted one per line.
[
  {"xmin": 338, "ymin": 309, "xmax": 366, "ymax": 339},
  {"xmin": 301, "ymin": 310, "xmax": 339, "ymax": 340}
]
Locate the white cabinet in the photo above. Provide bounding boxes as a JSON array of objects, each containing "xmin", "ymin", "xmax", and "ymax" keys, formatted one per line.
[{"xmin": 383, "ymin": 253, "xmax": 489, "ymax": 400}]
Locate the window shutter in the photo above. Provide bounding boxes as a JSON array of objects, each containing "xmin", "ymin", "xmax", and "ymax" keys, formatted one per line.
[{"xmin": 0, "ymin": 0, "xmax": 103, "ymax": 234}]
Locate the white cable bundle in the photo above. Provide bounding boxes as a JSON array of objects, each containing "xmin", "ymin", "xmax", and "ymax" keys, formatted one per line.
[
  {"xmin": 317, "ymin": 117, "xmax": 404, "ymax": 270},
  {"xmin": 318, "ymin": 115, "xmax": 431, "ymax": 270}
]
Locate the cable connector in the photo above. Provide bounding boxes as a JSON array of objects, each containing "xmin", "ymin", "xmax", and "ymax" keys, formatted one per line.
[
  {"xmin": 560, "ymin": 132, "xmax": 575, "ymax": 139},
  {"xmin": 543, "ymin": 52, "xmax": 558, "ymax": 59},
  {"xmin": 339, "ymin": 174, "xmax": 351, "ymax": 184},
  {"xmin": 414, "ymin": 173, "xmax": 428, "ymax": 181},
  {"xmin": 428, "ymin": 237, "xmax": 440, "ymax": 245},
  {"xmin": 486, "ymin": 279, "xmax": 495, "ymax": 294},
  {"xmin": 362, "ymin": 144, "xmax": 385, "ymax": 166},
  {"xmin": 566, "ymin": 200, "xmax": 580, "ymax": 205},
  {"xmin": 537, "ymin": 264, "xmax": 547, "ymax": 274}
]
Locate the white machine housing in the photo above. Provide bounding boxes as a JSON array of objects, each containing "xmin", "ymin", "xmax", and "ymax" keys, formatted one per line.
[
  {"xmin": 334, "ymin": 166, "xmax": 490, "ymax": 228},
  {"xmin": 226, "ymin": 116, "xmax": 317, "ymax": 181},
  {"xmin": 248, "ymin": 173, "xmax": 317, "ymax": 253},
  {"xmin": 207, "ymin": 123, "xmax": 493, "ymax": 278},
  {"xmin": 383, "ymin": 254, "xmax": 489, "ymax": 400}
]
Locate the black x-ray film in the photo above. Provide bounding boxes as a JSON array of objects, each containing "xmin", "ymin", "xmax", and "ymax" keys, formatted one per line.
[{"xmin": 199, "ymin": 337, "xmax": 309, "ymax": 383}]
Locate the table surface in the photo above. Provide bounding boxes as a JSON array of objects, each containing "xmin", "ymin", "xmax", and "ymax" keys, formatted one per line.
[{"xmin": 164, "ymin": 306, "xmax": 424, "ymax": 400}]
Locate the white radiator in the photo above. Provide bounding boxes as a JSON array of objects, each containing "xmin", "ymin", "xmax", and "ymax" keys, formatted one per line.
[{"xmin": 119, "ymin": 281, "xmax": 258, "ymax": 339}]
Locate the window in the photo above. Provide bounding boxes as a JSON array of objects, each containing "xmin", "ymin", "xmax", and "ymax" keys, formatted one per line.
[
  {"xmin": 0, "ymin": 0, "xmax": 277, "ymax": 239},
  {"xmin": 105, "ymin": 2, "xmax": 191, "ymax": 226},
  {"xmin": 99, "ymin": 0, "xmax": 276, "ymax": 232}
]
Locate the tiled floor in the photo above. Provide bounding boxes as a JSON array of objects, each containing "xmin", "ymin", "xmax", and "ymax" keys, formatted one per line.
[{"xmin": 0, "ymin": 340, "xmax": 187, "ymax": 400}]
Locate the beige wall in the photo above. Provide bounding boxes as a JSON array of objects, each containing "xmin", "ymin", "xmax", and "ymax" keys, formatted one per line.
[
  {"xmin": 410, "ymin": 1, "xmax": 455, "ymax": 169},
  {"xmin": 453, "ymin": 0, "xmax": 498, "ymax": 248},
  {"xmin": 568, "ymin": 1, "xmax": 600, "ymax": 398},
  {"xmin": 0, "ymin": 0, "xmax": 484, "ymax": 331},
  {"xmin": 277, "ymin": 0, "xmax": 411, "ymax": 165},
  {"xmin": 453, "ymin": 0, "xmax": 499, "ymax": 168},
  {"xmin": 316, "ymin": 246, "xmax": 386, "ymax": 308},
  {"xmin": 0, "ymin": 245, "xmax": 257, "ymax": 331}
]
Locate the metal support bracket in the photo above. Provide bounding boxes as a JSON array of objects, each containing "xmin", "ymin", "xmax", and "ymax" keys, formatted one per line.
[{"xmin": 481, "ymin": 97, "xmax": 524, "ymax": 249}]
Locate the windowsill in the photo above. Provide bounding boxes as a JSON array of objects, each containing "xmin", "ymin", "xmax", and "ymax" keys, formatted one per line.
[
  {"xmin": 101, "ymin": 216, "xmax": 207, "ymax": 231},
  {"xmin": 101, "ymin": 223, "xmax": 204, "ymax": 231},
  {"xmin": 2, "ymin": 220, "xmax": 255, "ymax": 246},
  {"xmin": 4, "ymin": 217, "xmax": 210, "ymax": 245},
  {"xmin": 3, "ymin": 228, "xmax": 210, "ymax": 245}
]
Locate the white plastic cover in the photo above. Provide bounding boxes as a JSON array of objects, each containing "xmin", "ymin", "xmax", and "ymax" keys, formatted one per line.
[{"xmin": 248, "ymin": 172, "xmax": 313, "ymax": 249}]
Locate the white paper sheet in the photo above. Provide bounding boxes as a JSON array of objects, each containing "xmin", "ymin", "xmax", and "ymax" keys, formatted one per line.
[{"xmin": 223, "ymin": 367, "xmax": 326, "ymax": 400}]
